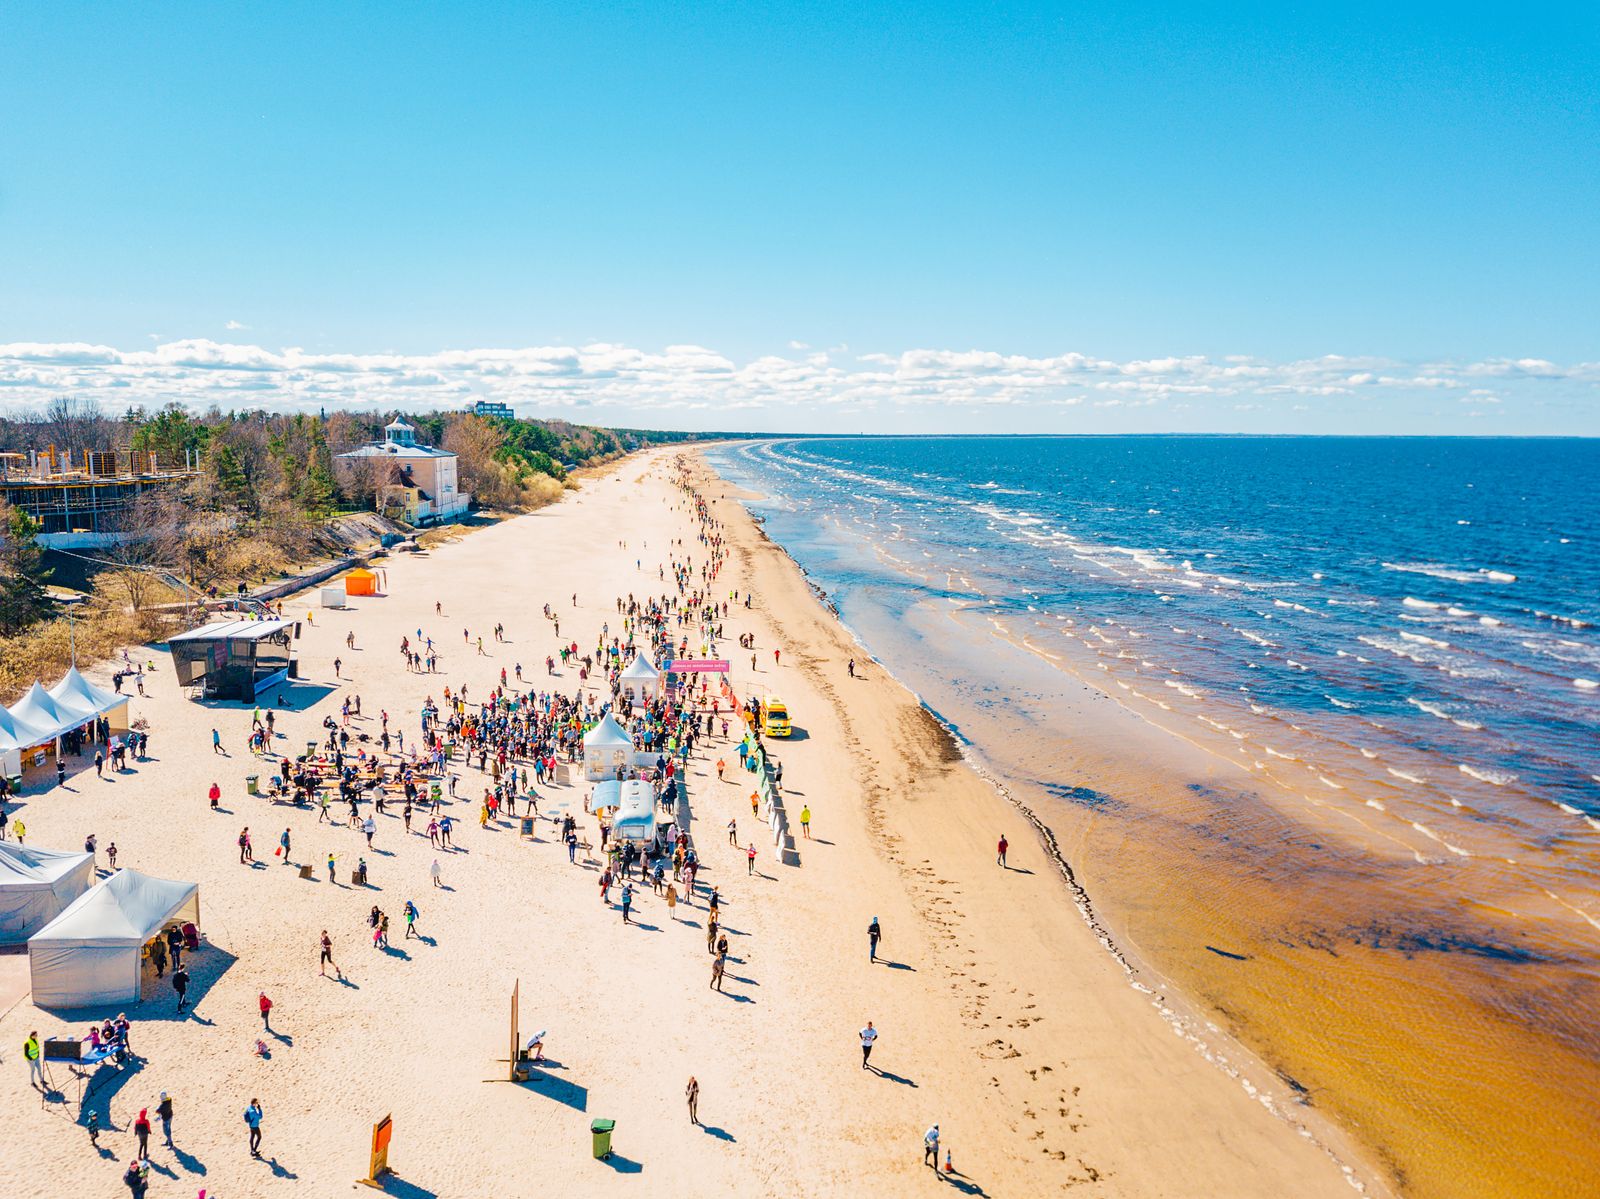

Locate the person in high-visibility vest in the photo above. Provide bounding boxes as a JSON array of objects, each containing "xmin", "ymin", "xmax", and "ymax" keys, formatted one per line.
[{"xmin": 23, "ymin": 1030, "xmax": 44, "ymax": 1090}]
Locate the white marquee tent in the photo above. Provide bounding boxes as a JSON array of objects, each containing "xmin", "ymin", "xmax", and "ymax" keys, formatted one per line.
[
  {"xmin": 0, "ymin": 706, "xmax": 53, "ymax": 779},
  {"xmin": 29, "ymin": 869, "xmax": 200, "ymax": 1008},
  {"xmin": 582, "ymin": 713, "xmax": 635, "ymax": 781},
  {"xmin": 0, "ymin": 668, "xmax": 129, "ymax": 778},
  {"xmin": 0, "ymin": 841, "xmax": 96, "ymax": 944},
  {"xmin": 50, "ymin": 667, "xmax": 129, "ymax": 728},
  {"xmin": 618, "ymin": 652, "xmax": 662, "ymax": 703}
]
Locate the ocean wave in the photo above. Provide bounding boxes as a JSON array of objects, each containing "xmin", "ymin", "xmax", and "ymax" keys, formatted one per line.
[
  {"xmin": 1576, "ymin": 678, "xmax": 1599, "ymax": 690},
  {"xmin": 1401, "ymin": 632, "xmax": 1452, "ymax": 649},
  {"xmin": 1458, "ymin": 764, "xmax": 1517, "ymax": 786},
  {"xmin": 1326, "ymin": 695, "xmax": 1357, "ymax": 710},
  {"xmin": 1534, "ymin": 609, "xmax": 1593, "ymax": 630},
  {"xmin": 1384, "ymin": 562, "xmax": 1519, "ymax": 584}
]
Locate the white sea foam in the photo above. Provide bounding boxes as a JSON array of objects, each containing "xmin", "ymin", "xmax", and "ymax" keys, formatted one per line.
[
  {"xmin": 1576, "ymin": 678, "xmax": 1599, "ymax": 690},
  {"xmin": 1536, "ymin": 610, "xmax": 1593, "ymax": 629},
  {"xmin": 1458, "ymin": 764, "xmax": 1516, "ymax": 786},
  {"xmin": 1387, "ymin": 768, "xmax": 1425, "ymax": 784},
  {"xmin": 1401, "ymin": 632, "xmax": 1451, "ymax": 649},
  {"xmin": 1326, "ymin": 695, "xmax": 1356, "ymax": 710},
  {"xmin": 1384, "ymin": 562, "xmax": 1518, "ymax": 584}
]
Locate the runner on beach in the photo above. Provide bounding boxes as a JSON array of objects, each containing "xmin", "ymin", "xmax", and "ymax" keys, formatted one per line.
[
  {"xmin": 860, "ymin": 1021, "xmax": 878, "ymax": 1069},
  {"xmin": 319, "ymin": 930, "xmax": 341, "ymax": 979}
]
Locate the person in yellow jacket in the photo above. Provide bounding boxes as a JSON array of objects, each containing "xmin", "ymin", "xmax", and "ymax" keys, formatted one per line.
[{"xmin": 24, "ymin": 1030, "xmax": 44, "ymax": 1090}]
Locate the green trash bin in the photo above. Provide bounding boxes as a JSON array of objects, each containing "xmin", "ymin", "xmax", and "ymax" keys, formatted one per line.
[
  {"xmin": 246, "ymin": 775, "xmax": 259, "ymax": 795},
  {"xmin": 590, "ymin": 1118, "xmax": 615, "ymax": 1159}
]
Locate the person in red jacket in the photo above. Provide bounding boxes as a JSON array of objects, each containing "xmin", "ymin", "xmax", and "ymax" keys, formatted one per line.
[
  {"xmin": 258, "ymin": 991, "xmax": 273, "ymax": 1032},
  {"xmin": 208, "ymin": 782, "xmax": 221, "ymax": 810},
  {"xmin": 997, "ymin": 834, "xmax": 1009, "ymax": 868}
]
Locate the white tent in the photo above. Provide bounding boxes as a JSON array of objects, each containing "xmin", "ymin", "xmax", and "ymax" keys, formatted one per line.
[
  {"xmin": 1, "ymin": 670, "xmax": 132, "ymax": 777},
  {"xmin": 618, "ymin": 652, "xmax": 662, "ymax": 703},
  {"xmin": 0, "ymin": 705, "xmax": 54, "ymax": 779},
  {"xmin": 0, "ymin": 842, "xmax": 95, "ymax": 944},
  {"xmin": 29, "ymin": 869, "xmax": 200, "ymax": 1008},
  {"xmin": 9, "ymin": 682, "xmax": 74, "ymax": 738},
  {"xmin": 582, "ymin": 713, "xmax": 635, "ymax": 781},
  {"xmin": 48, "ymin": 667, "xmax": 130, "ymax": 730}
]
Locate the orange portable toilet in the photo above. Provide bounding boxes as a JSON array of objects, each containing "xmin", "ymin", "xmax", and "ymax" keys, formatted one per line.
[{"xmin": 344, "ymin": 568, "xmax": 378, "ymax": 597}]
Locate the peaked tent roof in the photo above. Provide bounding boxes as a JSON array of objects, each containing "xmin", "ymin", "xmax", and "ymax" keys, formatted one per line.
[
  {"xmin": 620, "ymin": 653, "xmax": 660, "ymax": 680},
  {"xmin": 0, "ymin": 703, "xmax": 54, "ymax": 753},
  {"xmin": 9, "ymin": 682, "xmax": 74, "ymax": 735},
  {"xmin": 48, "ymin": 667, "xmax": 125, "ymax": 722},
  {"xmin": 582, "ymin": 713, "xmax": 634, "ymax": 749},
  {"xmin": 0, "ymin": 841, "xmax": 93, "ymax": 887},
  {"xmin": 29, "ymin": 868, "xmax": 198, "ymax": 949}
]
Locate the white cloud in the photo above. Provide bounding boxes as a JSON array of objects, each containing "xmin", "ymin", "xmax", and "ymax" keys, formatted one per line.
[
  {"xmin": 0, "ymin": 339, "xmax": 1590, "ymax": 428},
  {"xmin": 225, "ymin": 320, "xmax": 248, "ymax": 331}
]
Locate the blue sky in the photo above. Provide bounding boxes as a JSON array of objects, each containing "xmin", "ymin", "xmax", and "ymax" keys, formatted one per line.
[{"xmin": 0, "ymin": 3, "xmax": 1595, "ymax": 432}]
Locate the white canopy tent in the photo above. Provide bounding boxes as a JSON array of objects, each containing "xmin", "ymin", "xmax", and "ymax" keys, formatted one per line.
[
  {"xmin": 0, "ymin": 841, "xmax": 95, "ymax": 944},
  {"xmin": 29, "ymin": 869, "xmax": 200, "ymax": 1008},
  {"xmin": 582, "ymin": 713, "xmax": 635, "ymax": 781},
  {"xmin": 49, "ymin": 667, "xmax": 130, "ymax": 730},
  {"xmin": 0, "ymin": 669, "xmax": 129, "ymax": 779},
  {"xmin": 618, "ymin": 652, "xmax": 662, "ymax": 703},
  {"xmin": 0, "ymin": 705, "xmax": 54, "ymax": 779}
]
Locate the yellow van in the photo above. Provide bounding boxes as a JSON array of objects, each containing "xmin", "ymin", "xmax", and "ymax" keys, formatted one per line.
[{"xmin": 762, "ymin": 698, "xmax": 792, "ymax": 738}]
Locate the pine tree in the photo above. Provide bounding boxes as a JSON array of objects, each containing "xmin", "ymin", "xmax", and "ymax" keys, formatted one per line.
[
  {"xmin": 210, "ymin": 443, "xmax": 253, "ymax": 512},
  {"xmin": 0, "ymin": 502, "xmax": 53, "ymax": 636}
]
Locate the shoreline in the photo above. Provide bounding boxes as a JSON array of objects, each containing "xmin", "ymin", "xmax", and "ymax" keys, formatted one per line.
[
  {"xmin": 692, "ymin": 449, "xmax": 1387, "ymax": 1196},
  {"xmin": 0, "ymin": 445, "xmax": 1381, "ymax": 1197},
  {"xmin": 698, "ymin": 439, "xmax": 1600, "ymax": 1198}
]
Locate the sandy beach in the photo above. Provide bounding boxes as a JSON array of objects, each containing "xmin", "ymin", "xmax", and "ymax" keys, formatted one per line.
[{"xmin": 0, "ymin": 447, "xmax": 1383, "ymax": 1197}]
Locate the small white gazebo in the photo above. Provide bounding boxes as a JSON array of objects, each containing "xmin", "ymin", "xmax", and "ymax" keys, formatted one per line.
[
  {"xmin": 618, "ymin": 652, "xmax": 662, "ymax": 704},
  {"xmin": 582, "ymin": 714, "xmax": 634, "ymax": 782}
]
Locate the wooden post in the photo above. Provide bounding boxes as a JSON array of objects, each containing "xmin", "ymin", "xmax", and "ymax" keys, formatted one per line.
[
  {"xmin": 509, "ymin": 979, "xmax": 520, "ymax": 1081},
  {"xmin": 355, "ymin": 1113, "xmax": 392, "ymax": 1187}
]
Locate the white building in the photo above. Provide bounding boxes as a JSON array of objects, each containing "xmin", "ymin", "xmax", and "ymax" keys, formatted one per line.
[{"xmin": 337, "ymin": 419, "xmax": 470, "ymax": 525}]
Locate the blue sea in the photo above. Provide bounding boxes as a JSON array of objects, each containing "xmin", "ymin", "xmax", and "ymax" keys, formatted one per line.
[{"xmin": 707, "ymin": 435, "xmax": 1600, "ymax": 1197}]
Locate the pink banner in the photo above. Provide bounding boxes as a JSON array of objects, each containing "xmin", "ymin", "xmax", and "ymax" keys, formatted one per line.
[{"xmin": 670, "ymin": 659, "xmax": 730, "ymax": 672}]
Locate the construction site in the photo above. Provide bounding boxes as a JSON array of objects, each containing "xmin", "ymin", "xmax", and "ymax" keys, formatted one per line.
[{"xmin": 0, "ymin": 446, "xmax": 201, "ymax": 546}]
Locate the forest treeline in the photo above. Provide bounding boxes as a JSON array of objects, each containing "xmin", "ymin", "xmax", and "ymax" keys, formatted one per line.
[{"xmin": 0, "ymin": 399, "xmax": 739, "ymax": 692}]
